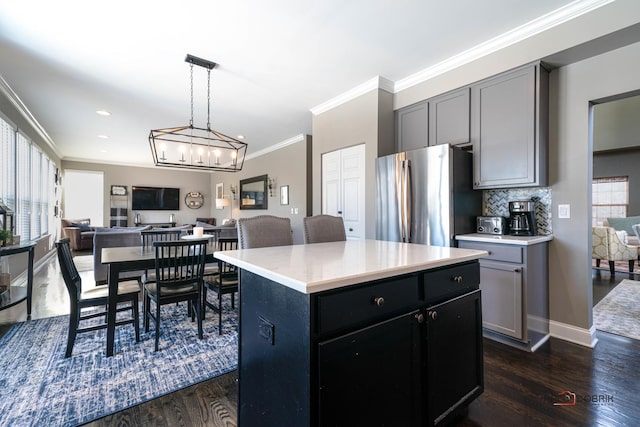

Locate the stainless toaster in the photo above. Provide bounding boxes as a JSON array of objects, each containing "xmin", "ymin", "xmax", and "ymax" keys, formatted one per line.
[{"xmin": 476, "ymin": 216, "xmax": 508, "ymax": 235}]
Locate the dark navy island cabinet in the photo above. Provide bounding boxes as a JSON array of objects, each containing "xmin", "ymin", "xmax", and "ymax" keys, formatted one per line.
[{"xmin": 238, "ymin": 260, "xmax": 484, "ymax": 427}]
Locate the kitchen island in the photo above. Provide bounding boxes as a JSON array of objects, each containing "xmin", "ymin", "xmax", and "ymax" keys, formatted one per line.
[{"xmin": 216, "ymin": 239, "xmax": 487, "ymax": 427}]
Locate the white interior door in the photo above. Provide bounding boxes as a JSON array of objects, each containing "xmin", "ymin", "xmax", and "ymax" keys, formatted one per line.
[{"xmin": 322, "ymin": 144, "xmax": 365, "ymax": 240}]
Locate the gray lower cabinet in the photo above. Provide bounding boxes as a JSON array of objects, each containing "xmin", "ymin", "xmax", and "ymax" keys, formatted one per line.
[
  {"xmin": 471, "ymin": 62, "xmax": 548, "ymax": 189},
  {"xmin": 428, "ymin": 87, "xmax": 470, "ymax": 147},
  {"xmin": 396, "ymin": 100, "xmax": 428, "ymax": 151},
  {"xmin": 458, "ymin": 240, "xmax": 549, "ymax": 351}
]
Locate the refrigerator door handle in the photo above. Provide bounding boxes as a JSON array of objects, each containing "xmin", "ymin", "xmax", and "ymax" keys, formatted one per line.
[{"xmin": 404, "ymin": 159, "xmax": 412, "ymax": 242}]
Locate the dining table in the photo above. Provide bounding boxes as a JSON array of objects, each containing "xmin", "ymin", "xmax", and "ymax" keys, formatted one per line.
[{"xmin": 101, "ymin": 241, "xmax": 217, "ymax": 357}]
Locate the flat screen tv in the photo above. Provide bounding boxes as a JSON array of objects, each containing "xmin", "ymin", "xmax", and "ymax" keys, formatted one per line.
[{"xmin": 132, "ymin": 186, "xmax": 180, "ymax": 210}]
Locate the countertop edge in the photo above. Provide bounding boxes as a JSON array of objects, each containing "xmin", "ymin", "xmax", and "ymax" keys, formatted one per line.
[
  {"xmin": 215, "ymin": 249, "xmax": 487, "ymax": 295},
  {"xmin": 455, "ymin": 234, "xmax": 553, "ymax": 245}
]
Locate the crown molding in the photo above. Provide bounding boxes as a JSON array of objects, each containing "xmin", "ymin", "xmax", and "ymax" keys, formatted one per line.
[
  {"xmin": 310, "ymin": 76, "xmax": 394, "ymax": 116},
  {"xmin": 310, "ymin": 0, "xmax": 613, "ymax": 114},
  {"xmin": 0, "ymin": 73, "xmax": 61, "ymax": 158},
  {"xmin": 244, "ymin": 133, "xmax": 306, "ymax": 160},
  {"xmin": 395, "ymin": 0, "xmax": 613, "ymax": 93}
]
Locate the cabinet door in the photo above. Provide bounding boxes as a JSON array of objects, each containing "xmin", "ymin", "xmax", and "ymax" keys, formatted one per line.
[
  {"xmin": 318, "ymin": 310, "xmax": 422, "ymax": 426},
  {"xmin": 471, "ymin": 65, "xmax": 536, "ymax": 188},
  {"xmin": 397, "ymin": 101, "xmax": 428, "ymax": 152},
  {"xmin": 428, "ymin": 88, "xmax": 470, "ymax": 146},
  {"xmin": 425, "ymin": 290, "xmax": 483, "ymax": 426},
  {"xmin": 478, "ymin": 260, "xmax": 523, "ymax": 340}
]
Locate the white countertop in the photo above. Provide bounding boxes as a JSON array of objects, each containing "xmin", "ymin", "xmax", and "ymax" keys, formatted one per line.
[
  {"xmin": 456, "ymin": 233, "xmax": 553, "ymax": 245},
  {"xmin": 215, "ymin": 239, "xmax": 487, "ymax": 294}
]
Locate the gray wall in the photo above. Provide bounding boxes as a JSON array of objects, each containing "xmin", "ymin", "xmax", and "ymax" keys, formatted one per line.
[
  {"xmin": 60, "ymin": 160, "xmax": 214, "ymax": 228},
  {"xmin": 312, "ymin": 89, "xmax": 394, "ymax": 239},
  {"xmin": 550, "ymin": 41, "xmax": 640, "ymax": 332},
  {"xmin": 593, "ymin": 149, "xmax": 640, "ymax": 215},
  {"xmin": 209, "ymin": 136, "xmax": 311, "ymax": 244},
  {"xmin": 593, "ymin": 95, "xmax": 640, "ymax": 152}
]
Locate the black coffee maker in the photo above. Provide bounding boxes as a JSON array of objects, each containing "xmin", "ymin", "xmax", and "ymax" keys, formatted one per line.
[{"xmin": 509, "ymin": 200, "xmax": 537, "ymax": 236}]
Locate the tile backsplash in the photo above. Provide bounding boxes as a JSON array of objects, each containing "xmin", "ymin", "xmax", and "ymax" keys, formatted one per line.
[{"xmin": 483, "ymin": 187, "xmax": 552, "ymax": 235}]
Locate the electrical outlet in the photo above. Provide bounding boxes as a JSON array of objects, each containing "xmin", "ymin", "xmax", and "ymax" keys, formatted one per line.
[{"xmin": 558, "ymin": 204, "xmax": 570, "ymax": 219}]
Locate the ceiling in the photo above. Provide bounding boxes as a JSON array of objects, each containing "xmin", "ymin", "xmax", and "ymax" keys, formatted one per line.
[{"xmin": 0, "ymin": 0, "xmax": 592, "ymax": 169}]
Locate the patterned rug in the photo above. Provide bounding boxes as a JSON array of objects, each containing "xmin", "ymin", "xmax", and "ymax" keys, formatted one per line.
[
  {"xmin": 593, "ymin": 279, "xmax": 640, "ymax": 340},
  {"xmin": 0, "ymin": 296, "xmax": 238, "ymax": 426},
  {"xmin": 591, "ymin": 258, "xmax": 639, "ymax": 276}
]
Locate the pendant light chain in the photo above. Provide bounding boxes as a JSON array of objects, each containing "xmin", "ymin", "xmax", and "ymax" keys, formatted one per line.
[
  {"xmin": 189, "ymin": 63, "xmax": 194, "ymax": 127},
  {"xmin": 207, "ymin": 68, "xmax": 211, "ymax": 131}
]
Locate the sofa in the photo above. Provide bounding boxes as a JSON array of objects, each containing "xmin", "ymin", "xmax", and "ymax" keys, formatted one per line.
[
  {"xmin": 93, "ymin": 226, "xmax": 152, "ymax": 285},
  {"xmin": 61, "ymin": 217, "xmax": 96, "ymax": 251}
]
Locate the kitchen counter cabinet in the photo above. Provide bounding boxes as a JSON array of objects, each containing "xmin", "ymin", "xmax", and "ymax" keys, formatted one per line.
[
  {"xmin": 428, "ymin": 87, "xmax": 471, "ymax": 147},
  {"xmin": 458, "ymin": 238, "xmax": 549, "ymax": 351},
  {"xmin": 471, "ymin": 62, "xmax": 548, "ymax": 189},
  {"xmin": 217, "ymin": 241, "xmax": 486, "ymax": 426}
]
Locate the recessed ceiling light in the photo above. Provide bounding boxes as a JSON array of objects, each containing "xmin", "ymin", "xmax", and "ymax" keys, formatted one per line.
[
  {"xmin": 100, "ymin": 150, "xmax": 108, "ymax": 153},
  {"xmin": 96, "ymin": 110, "xmax": 111, "ymax": 116},
  {"xmin": 237, "ymin": 135, "xmax": 245, "ymax": 140},
  {"xmin": 97, "ymin": 134, "xmax": 109, "ymax": 139}
]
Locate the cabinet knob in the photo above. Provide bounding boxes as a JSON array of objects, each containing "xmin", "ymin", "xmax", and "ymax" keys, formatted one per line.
[
  {"xmin": 373, "ymin": 297, "xmax": 385, "ymax": 307},
  {"xmin": 452, "ymin": 275, "xmax": 463, "ymax": 284},
  {"xmin": 429, "ymin": 311, "xmax": 438, "ymax": 320},
  {"xmin": 415, "ymin": 313, "xmax": 424, "ymax": 324}
]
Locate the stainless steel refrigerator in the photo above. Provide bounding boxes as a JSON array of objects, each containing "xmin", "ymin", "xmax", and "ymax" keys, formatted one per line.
[{"xmin": 376, "ymin": 144, "xmax": 481, "ymax": 246}]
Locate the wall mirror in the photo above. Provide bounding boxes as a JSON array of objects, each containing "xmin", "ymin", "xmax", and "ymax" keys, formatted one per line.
[{"xmin": 240, "ymin": 174, "xmax": 268, "ymax": 210}]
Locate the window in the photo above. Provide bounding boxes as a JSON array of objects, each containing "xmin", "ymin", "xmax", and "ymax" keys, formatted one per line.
[
  {"xmin": 0, "ymin": 114, "xmax": 55, "ymax": 243},
  {"xmin": 592, "ymin": 176, "xmax": 629, "ymax": 226}
]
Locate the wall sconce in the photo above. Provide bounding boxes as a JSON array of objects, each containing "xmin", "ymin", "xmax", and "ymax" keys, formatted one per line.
[
  {"xmin": 229, "ymin": 184, "xmax": 237, "ymax": 200},
  {"xmin": 267, "ymin": 177, "xmax": 275, "ymax": 197}
]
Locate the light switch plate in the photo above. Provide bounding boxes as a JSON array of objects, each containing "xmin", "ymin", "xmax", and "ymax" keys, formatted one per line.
[{"xmin": 558, "ymin": 204, "xmax": 570, "ymax": 219}]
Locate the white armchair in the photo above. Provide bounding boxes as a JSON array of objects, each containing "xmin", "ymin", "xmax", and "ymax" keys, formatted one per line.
[{"xmin": 592, "ymin": 226, "xmax": 637, "ymax": 275}]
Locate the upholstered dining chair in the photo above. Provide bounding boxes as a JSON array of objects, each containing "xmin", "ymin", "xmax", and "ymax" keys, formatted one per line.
[
  {"xmin": 203, "ymin": 237, "xmax": 239, "ymax": 334},
  {"xmin": 237, "ymin": 215, "xmax": 293, "ymax": 249},
  {"xmin": 303, "ymin": 214, "xmax": 347, "ymax": 244},
  {"xmin": 143, "ymin": 239, "xmax": 207, "ymax": 351},
  {"xmin": 55, "ymin": 238, "xmax": 140, "ymax": 357},
  {"xmin": 592, "ymin": 226, "xmax": 637, "ymax": 276}
]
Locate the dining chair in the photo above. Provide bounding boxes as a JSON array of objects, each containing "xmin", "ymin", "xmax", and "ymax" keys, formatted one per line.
[
  {"xmin": 303, "ymin": 214, "xmax": 347, "ymax": 243},
  {"xmin": 140, "ymin": 229, "xmax": 184, "ymax": 283},
  {"xmin": 143, "ymin": 238, "xmax": 207, "ymax": 351},
  {"xmin": 55, "ymin": 238, "xmax": 140, "ymax": 358},
  {"xmin": 237, "ymin": 215, "xmax": 293, "ymax": 249},
  {"xmin": 203, "ymin": 237, "xmax": 239, "ymax": 334}
]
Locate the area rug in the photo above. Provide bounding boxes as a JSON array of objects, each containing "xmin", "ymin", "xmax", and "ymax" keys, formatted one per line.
[
  {"xmin": 71, "ymin": 254, "xmax": 94, "ymax": 272},
  {"xmin": 0, "ymin": 296, "xmax": 238, "ymax": 427},
  {"xmin": 591, "ymin": 258, "xmax": 640, "ymax": 276},
  {"xmin": 593, "ymin": 279, "xmax": 640, "ymax": 341}
]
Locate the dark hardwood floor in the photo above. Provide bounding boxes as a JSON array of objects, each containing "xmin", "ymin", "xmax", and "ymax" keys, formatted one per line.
[{"xmin": 2, "ymin": 255, "xmax": 639, "ymax": 426}]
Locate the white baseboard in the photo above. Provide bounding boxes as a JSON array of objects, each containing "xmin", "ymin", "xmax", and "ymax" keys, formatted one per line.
[{"xmin": 549, "ymin": 320, "xmax": 598, "ymax": 348}]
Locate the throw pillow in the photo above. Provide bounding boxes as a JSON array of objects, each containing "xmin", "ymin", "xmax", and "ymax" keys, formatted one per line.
[
  {"xmin": 615, "ymin": 230, "xmax": 628, "ymax": 245},
  {"xmin": 71, "ymin": 221, "xmax": 91, "ymax": 232}
]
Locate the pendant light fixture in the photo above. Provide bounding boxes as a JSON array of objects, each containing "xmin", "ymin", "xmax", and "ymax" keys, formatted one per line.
[{"xmin": 149, "ymin": 54, "xmax": 247, "ymax": 172}]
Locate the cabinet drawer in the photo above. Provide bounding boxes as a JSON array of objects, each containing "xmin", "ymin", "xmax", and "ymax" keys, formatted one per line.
[
  {"xmin": 458, "ymin": 241, "xmax": 523, "ymax": 264},
  {"xmin": 317, "ymin": 275, "xmax": 419, "ymax": 335},
  {"xmin": 423, "ymin": 262, "xmax": 480, "ymax": 304}
]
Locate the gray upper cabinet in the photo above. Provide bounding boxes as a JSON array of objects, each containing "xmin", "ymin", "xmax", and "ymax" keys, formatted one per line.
[
  {"xmin": 471, "ymin": 63, "xmax": 548, "ymax": 189},
  {"xmin": 396, "ymin": 100, "xmax": 428, "ymax": 152},
  {"xmin": 428, "ymin": 87, "xmax": 470, "ymax": 147}
]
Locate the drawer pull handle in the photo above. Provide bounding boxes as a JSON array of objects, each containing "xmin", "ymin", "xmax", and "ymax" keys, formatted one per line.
[
  {"xmin": 452, "ymin": 275, "xmax": 463, "ymax": 284},
  {"xmin": 429, "ymin": 311, "xmax": 438, "ymax": 320},
  {"xmin": 415, "ymin": 313, "xmax": 424, "ymax": 324},
  {"xmin": 374, "ymin": 297, "xmax": 385, "ymax": 307}
]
